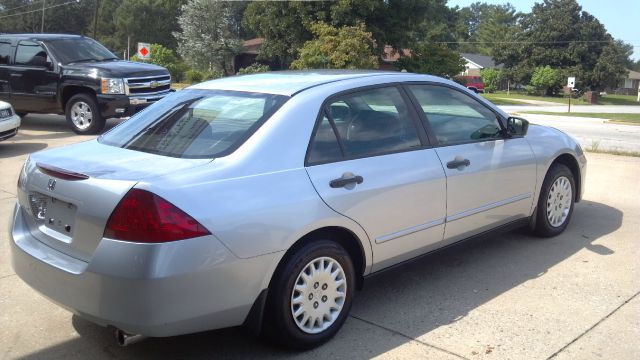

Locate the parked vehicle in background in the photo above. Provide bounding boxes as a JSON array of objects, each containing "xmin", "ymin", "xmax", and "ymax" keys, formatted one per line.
[
  {"xmin": 11, "ymin": 71, "xmax": 586, "ymax": 350},
  {"xmin": 456, "ymin": 75, "xmax": 485, "ymax": 93},
  {"xmin": 0, "ymin": 34, "xmax": 171, "ymax": 134},
  {"xmin": 0, "ymin": 100, "xmax": 20, "ymax": 141}
]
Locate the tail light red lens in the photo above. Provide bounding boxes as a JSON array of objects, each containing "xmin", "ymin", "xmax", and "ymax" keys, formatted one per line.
[{"xmin": 104, "ymin": 188, "xmax": 210, "ymax": 243}]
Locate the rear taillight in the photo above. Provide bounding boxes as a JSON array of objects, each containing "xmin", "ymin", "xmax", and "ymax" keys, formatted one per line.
[{"xmin": 104, "ymin": 189, "xmax": 210, "ymax": 243}]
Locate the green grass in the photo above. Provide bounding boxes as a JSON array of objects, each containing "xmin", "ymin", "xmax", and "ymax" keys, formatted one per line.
[
  {"xmin": 482, "ymin": 92, "xmax": 574, "ymax": 105},
  {"xmin": 519, "ymin": 111, "xmax": 640, "ymax": 124},
  {"xmin": 482, "ymin": 92, "xmax": 640, "ymax": 106},
  {"xmin": 597, "ymin": 94, "xmax": 640, "ymax": 106}
]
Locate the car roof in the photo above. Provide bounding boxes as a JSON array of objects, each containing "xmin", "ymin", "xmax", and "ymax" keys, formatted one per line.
[
  {"xmin": 188, "ymin": 70, "xmax": 441, "ymax": 96},
  {"xmin": 0, "ymin": 33, "xmax": 84, "ymax": 41}
]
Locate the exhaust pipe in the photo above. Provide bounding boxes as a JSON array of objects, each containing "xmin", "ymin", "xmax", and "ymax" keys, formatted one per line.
[{"xmin": 114, "ymin": 328, "xmax": 147, "ymax": 347}]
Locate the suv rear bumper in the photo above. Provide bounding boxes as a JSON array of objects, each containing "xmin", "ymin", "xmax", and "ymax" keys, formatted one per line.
[{"xmin": 97, "ymin": 91, "xmax": 172, "ymax": 118}]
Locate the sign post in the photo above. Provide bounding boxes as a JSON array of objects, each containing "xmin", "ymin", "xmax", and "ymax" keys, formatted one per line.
[
  {"xmin": 567, "ymin": 77, "xmax": 576, "ymax": 113},
  {"xmin": 137, "ymin": 42, "xmax": 151, "ymax": 60}
]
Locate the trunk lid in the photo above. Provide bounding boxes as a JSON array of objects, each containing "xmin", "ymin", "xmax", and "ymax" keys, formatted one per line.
[{"xmin": 17, "ymin": 140, "xmax": 211, "ymax": 261}]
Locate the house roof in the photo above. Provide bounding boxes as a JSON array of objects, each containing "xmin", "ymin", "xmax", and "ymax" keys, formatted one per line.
[
  {"xmin": 460, "ymin": 53, "xmax": 503, "ymax": 69},
  {"xmin": 242, "ymin": 38, "xmax": 264, "ymax": 55},
  {"xmin": 627, "ymin": 69, "xmax": 640, "ymax": 80}
]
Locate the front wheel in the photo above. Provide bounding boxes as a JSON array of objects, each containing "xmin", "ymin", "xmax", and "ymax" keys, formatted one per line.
[
  {"xmin": 264, "ymin": 239, "xmax": 355, "ymax": 349},
  {"xmin": 65, "ymin": 93, "xmax": 105, "ymax": 134},
  {"xmin": 534, "ymin": 163, "xmax": 576, "ymax": 237}
]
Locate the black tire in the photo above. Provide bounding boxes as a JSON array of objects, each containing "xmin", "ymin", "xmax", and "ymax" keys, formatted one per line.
[
  {"xmin": 16, "ymin": 112, "xmax": 28, "ymax": 117},
  {"xmin": 65, "ymin": 93, "xmax": 105, "ymax": 134},
  {"xmin": 264, "ymin": 239, "xmax": 355, "ymax": 350},
  {"xmin": 534, "ymin": 163, "xmax": 576, "ymax": 237}
]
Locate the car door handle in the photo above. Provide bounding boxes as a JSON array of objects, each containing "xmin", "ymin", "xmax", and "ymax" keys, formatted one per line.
[
  {"xmin": 446, "ymin": 158, "xmax": 471, "ymax": 169},
  {"xmin": 330, "ymin": 175, "xmax": 364, "ymax": 188}
]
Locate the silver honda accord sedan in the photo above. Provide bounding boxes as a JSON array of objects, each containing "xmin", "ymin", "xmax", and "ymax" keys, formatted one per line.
[{"xmin": 10, "ymin": 70, "xmax": 586, "ymax": 349}]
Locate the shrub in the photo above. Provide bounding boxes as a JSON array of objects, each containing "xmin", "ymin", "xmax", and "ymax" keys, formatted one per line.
[
  {"xmin": 186, "ymin": 69, "xmax": 204, "ymax": 84},
  {"xmin": 238, "ymin": 63, "xmax": 270, "ymax": 74},
  {"xmin": 481, "ymin": 68, "xmax": 502, "ymax": 93},
  {"xmin": 530, "ymin": 66, "xmax": 563, "ymax": 95}
]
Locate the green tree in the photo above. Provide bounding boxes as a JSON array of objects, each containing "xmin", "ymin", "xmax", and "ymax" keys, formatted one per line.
[
  {"xmin": 395, "ymin": 43, "xmax": 465, "ymax": 77},
  {"xmin": 591, "ymin": 41, "xmax": 634, "ymax": 90},
  {"xmin": 244, "ymin": 0, "xmax": 451, "ymax": 68},
  {"xmin": 291, "ymin": 22, "xmax": 378, "ymax": 70},
  {"xmin": 243, "ymin": 1, "xmax": 332, "ymax": 67},
  {"xmin": 454, "ymin": 2, "xmax": 520, "ymax": 55},
  {"xmin": 174, "ymin": 0, "xmax": 243, "ymax": 74},
  {"xmin": 492, "ymin": 0, "xmax": 631, "ymax": 90},
  {"xmin": 114, "ymin": 0, "xmax": 186, "ymax": 54},
  {"xmin": 530, "ymin": 66, "xmax": 563, "ymax": 95},
  {"xmin": 0, "ymin": 0, "xmax": 95, "ymax": 34},
  {"xmin": 480, "ymin": 68, "xmax": 502, "ymax": 92}
]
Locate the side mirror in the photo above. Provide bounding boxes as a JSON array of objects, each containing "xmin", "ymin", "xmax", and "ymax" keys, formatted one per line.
[
  {"xmin": 30, "ymin": 55, "xmax": 51, "ymax": 69},
  {"xmin": 506, "ymin": 117, "xmax": 529, "ymax": 137}
]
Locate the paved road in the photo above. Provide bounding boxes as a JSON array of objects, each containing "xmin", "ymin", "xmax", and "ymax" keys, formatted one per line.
[
  {"xmin": 498, "ymin": 106, "xmax": 640, "ymax": 153},
  {"xmin": 0, "ymin": 115, "xmax": 639, "ymax": 359}
]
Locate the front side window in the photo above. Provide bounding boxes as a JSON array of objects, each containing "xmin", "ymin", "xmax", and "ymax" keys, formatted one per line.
[
  {"xmin": 0, "ymin": 41, "xmax": 11, "ymax": 65},
  {"xmin": 100, "ymin": 89, "xmax": 288, "ymax": 158},
  {"xmin": 15, "ymin": 41, "xmax": 48, "ymax": 66},
  {"xmin": 407, "ymin": 85, "xmax": 503, "ymax": 146},
  {"xmin": 307, "ymin": 86, "xmax": 421, "ymax": 164}
]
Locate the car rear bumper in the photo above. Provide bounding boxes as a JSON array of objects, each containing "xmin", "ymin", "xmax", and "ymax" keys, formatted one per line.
[
  {"xmin": 10, "ymin": 202, "xmax": 279, "ymax": 337},
  {"xmin": 97, "ymin": 90, "xmax": 171, "ymax": 119},
  {"xmin": 0, "ymin": 114, "xmax": 20, "ymax": 140}
]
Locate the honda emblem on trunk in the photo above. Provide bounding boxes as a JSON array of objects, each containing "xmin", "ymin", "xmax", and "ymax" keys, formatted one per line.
[{"xmin": 47, "ymin": 179, "xmax": 56, "ymax": 191}]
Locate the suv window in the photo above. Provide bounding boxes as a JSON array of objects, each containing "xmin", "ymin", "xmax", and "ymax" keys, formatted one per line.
[
  {"xmin": 308, "ymin": 86, "xmax": 421, "ymax": 163},
  {"xmin": 407, "ymin": 85, "xmax": 502, "ymax": 146},
  {"xmin": 15, "ymin": 41, "xmax": 48, "ymax": 66},
  {"xmin": 0, "ymin": 41, "xmax": 11, "ymax": 65}
]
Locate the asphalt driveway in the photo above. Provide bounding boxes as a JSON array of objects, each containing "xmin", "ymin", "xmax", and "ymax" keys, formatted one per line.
[{"xmin": 1, "ymin": 115, "xmax": 639, "ymax": 359}]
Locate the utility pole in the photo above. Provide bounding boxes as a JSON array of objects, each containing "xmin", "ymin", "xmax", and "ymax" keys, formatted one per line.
[
  {"xmin": 40, "ymin": 0, "xmax": 46, "ymax": 33},
  {"xmin": 93, "ymin": 0, "xmax": 101, "ymax": 38}
]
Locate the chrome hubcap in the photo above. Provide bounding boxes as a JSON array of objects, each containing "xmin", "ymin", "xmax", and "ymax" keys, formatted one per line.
[
  {"xmin": 546, "ymin": 176, "xmax": 572, "ymax": 227},
  {"xmin": 291, "ymin": 256, "xmax": 347, "ymax": 334},
  {"xmin": 70, "ymin": 101, "xmax": 93, "ymax": 130}
]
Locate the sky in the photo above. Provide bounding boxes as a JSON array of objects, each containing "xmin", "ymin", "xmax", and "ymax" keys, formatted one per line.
[{"xmin": 448, "ymin": 0, "xmax": 640, "ymax": 60}]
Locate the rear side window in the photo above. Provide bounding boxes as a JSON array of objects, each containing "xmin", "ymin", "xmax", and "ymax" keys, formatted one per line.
[
  {"xmin": 307, "ymin": 86, "xmax": 421, "ymax": 164},
  {"xmin": 99, "ymin": 89, "xmax": 288, "ymax": 158},
  {"xmin": 0, "ymin": 41, "xmax": 11, "ymax": 65},
  {"xmin": 15, "ymin": 41, "xmax": 48, "ymax": 66}
]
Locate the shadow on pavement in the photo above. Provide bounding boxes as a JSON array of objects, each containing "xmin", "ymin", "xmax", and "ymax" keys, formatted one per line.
[
  {"xmin": 0, "ymin": 115, "xmax": 122, "ymax": 158},
  {"xmin": 16, "ymin": 200, "xmax": 622, "ymax": 359}
]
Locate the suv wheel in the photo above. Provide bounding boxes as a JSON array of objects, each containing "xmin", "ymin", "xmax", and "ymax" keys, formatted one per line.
[
  {"xmin": 534, "ymin": 163, "xmax": 576, "ymax": 237},
  {"xmin": 264, "ymin": 239, "xmax": 355, "ymax": 349},
  {"xmin": 65, "ymin": 93, "xmax": 105, "ymax": 134}
]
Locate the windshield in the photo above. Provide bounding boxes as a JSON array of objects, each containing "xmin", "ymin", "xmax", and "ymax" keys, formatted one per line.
[
  {"xmin": 45, "ymin": 38, "xmax": 118, "ymax": 64},
  {"xmin": 99, "ymin": 89, "xmax": 288, "ymax": 158}
]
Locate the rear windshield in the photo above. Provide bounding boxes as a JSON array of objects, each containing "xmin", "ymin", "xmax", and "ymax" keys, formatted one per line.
[{"xmin": 99, "ymin": 89, "xmax": 288, "ymax": 158}]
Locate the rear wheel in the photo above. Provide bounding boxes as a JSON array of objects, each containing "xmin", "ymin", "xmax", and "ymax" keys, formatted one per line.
[
  {"xmin": 534, "ymin": 163, "xmax": 575, "ymax": 237},
  {"xmin": 16, "ymin": 112, "xmax": 27, "ymax": 117},
  {"xmin": 65, "ymin": 93, "xmax": 105, "ymax": 134},
  {"xmin": 264, "ymin": 239, "xmax": 355, "ymax": 349}
]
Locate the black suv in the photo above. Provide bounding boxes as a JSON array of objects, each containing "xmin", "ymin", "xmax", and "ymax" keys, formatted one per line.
[{"xmin": 0, "ymin": 34, "xmax": 171, "ymax": 134}]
